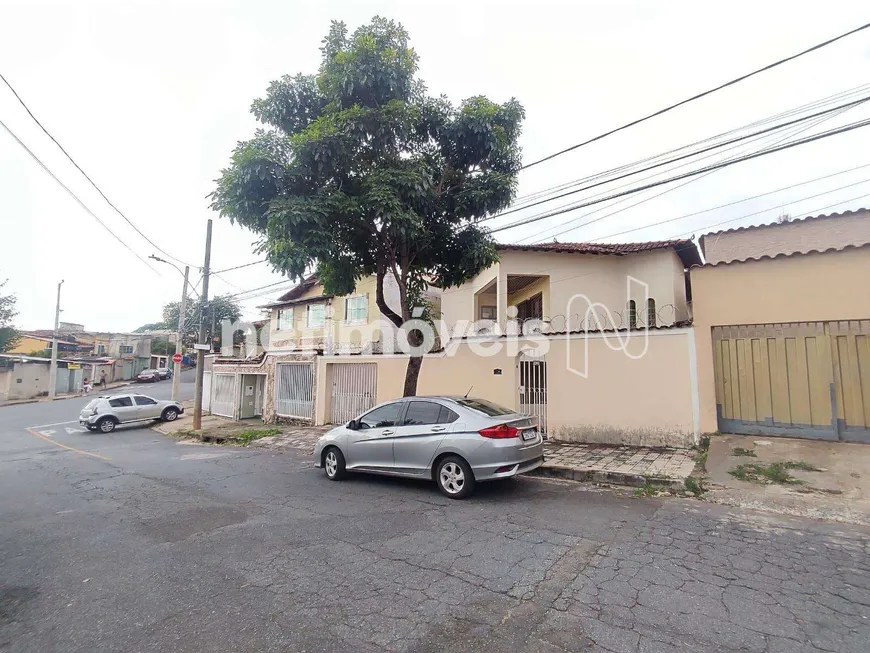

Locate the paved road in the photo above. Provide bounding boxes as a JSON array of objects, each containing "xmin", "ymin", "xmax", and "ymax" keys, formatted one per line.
[{"xmin": 1, "ymin": 398, "xmax": 868, "ymax": 652}]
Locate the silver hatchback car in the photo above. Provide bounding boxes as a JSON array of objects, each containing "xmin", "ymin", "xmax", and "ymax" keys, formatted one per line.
[
  {"xmin": 314, "ymin": 396, "xmax": 544, "ymax": 499},
  {"xmin": 79, "ymin": 394, "xmax": 184, "ymax": 433}
]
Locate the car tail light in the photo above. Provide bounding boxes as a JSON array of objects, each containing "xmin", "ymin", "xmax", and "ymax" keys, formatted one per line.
[{"xmin": 479, "ymin": 424, "xmax": 519, "ymax": 439}]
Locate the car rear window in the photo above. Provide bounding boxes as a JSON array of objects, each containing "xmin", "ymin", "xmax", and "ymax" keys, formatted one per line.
[
  {"xmin": 84, "ymin": 399, "xmax": 100, "ymax": 410},
  {"xmin": 454, "ymin": 398, "xmax": 515, "ymax": 417}
]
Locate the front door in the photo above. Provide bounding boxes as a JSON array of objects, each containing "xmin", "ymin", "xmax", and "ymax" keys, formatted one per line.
[
  {"xmin": 392, "ymin": 400, "xmax": 457, "ymax": 475},
  {"xmin": 132, "ymin": 395, "xmax": 161, "ymax": 420},
  {"xmin": 108, "ymin": 395, "xmax": 137, "ymax": 422},
  {"xmin": 518, "ymin": 355, "xmax": 548, "ymax": 434},
  {"xmin": 345, "ymin": 401, "xmax": 404, "ymax": 471},
  {"xmin": 239, "ymin": 375, "xmax": 259, "ymax": 419}
]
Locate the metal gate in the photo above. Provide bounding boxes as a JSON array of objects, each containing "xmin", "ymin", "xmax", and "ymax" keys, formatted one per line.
[
  {"xmin": 518, "ymin": 354, "xmax": 548, "ymax": 434},
  {"xmin": 212, "ymin": 373, "xmax": 236, "ymax": 418},
  {"xmin": 329, "ymin": 363, "xmax": 377, "ymax": 424},
  {"xmin": 203, "ymin": 371, "xmax": 212, "ymax": 412},
  {"xmin": 713, "ymin": 321, "xmax": 870, "ymax": 442},
  {"xmin": 276, "ymin": 363, "xmax": 314, "ymax": 419}
]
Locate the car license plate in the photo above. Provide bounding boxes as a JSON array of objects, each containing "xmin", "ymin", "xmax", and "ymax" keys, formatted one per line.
[{"xmin": 521, "ymin": 429, "xmax": 537, "ymax": 441}]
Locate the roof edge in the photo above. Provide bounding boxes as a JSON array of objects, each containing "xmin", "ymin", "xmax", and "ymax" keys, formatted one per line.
[{"xmin": 691, "ymin": 242, "xmax": 870, "ymax": 269}]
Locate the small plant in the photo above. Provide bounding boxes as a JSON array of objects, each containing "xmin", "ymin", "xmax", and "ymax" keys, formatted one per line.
[
  {"xmin": 731, "ymin": 447, "xmax": 757, "ymax": 457},
  {"xmin": 729, "ymin": 460, "xmax": 822, "ymax": 485},
  {"xmin": 693, "ymin": 434, "xmax": 713, "ymax": 471},
  {"xmin": 684, "ymin": 476, "xmax": 705, "ymax": 497},
  {"xmin": 234, "ymin": 428, "xmax": 281, "ymax": 445}
]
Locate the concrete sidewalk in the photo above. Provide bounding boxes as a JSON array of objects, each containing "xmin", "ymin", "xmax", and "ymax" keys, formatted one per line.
[
  {"xmin": 705, "ymin": 433, "xmax": 870, "ymax": 525},
  {"xmin": 0, "ymin": 380, "xmax": 133, "ymax": 407}
]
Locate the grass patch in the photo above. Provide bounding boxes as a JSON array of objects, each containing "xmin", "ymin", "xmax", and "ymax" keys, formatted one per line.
[
  {"xmin": 684, "ymin": 476, "xmax": 706, "ymax": 497},
  {"xmin": 729, "ymin": 460, "xmax": 822, "ymax": 485},
  {"xmin": 693, "ymin": 434, "xmax": 713, "ymax": 471},
  {"xmin": 233, "ymin": 428, "xmax": 282, "ymax": 444},
  {"xmin": 731, "ymin": 447, "xmax": 757, "ymax": 457}
]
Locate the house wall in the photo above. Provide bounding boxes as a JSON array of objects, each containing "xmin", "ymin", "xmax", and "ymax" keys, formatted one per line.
[
  {"xmin": 690, "ymin": 246, "xmax": 870, "ymax": 433},
  {"xmin": 315, "ymin": 329, "xmax": 698, "ymax": 448},
  {"xmin": 6, "ymin": 361, "xmax": 51, "ymax": 400},
  {"xmin": 0, "ymin": 369, "xmax": 11, "ymax": 401},
  {"xmin": 700, "ymin": 210, "xmax": 870, "ymax": 264},
  {"xmin": 8, "ymin": 337, "xmax": 51, "ymax": 355},
  {"xmin": 269, "ymin": 274, "xmax": 404, "ymax": 352},
  {"xmin": 441, "ymin": 248, "xmax": 689, "ymax": 334}
]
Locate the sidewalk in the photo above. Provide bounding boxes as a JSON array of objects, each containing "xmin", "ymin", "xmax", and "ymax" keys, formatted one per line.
[
  {"xmin": 705, "ymin": 433, "xmax": 870, "ymax": 525},
  {"xmin": 0, "ymin": 380, "xmax": 133, "ymax": 407},
  {"xmin": 155, "ymin": 414, "xmax": 697, "ymax": 489}
]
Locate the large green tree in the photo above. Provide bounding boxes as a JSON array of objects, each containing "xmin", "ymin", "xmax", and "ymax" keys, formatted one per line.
[
  {"xmin": 0, "ymin": 280, "xmax": 20, "ymax": 353},
  {"xmin": 161, "ymin": 294, "xmax": 243, "ymax": 345},
  {"xmin": 211, "ymin": 17, "xmax": 524, "ymax": 395}
]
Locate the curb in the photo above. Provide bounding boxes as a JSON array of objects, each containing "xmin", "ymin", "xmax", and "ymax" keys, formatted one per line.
[{"xmin": 531, "ymin": 464, "xmax": 686, "ymax": 491}]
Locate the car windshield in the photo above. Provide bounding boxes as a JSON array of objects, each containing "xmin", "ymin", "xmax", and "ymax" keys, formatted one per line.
[
  {"xmin": 454, "ymin": 398, "xmax": 515, "ymax": 417},
  {"xmin": 141, "ymin": 369, "xmax": 156, "ymax": 373}
]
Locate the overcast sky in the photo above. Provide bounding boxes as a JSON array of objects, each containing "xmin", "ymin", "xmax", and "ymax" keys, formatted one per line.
[{"xmin": 2, "ymin": 0, "xmax": 869, "ymax": 332}]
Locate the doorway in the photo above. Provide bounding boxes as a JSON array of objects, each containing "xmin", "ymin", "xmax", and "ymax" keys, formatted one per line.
[
  {"xmin": 239, "ymin": 374, "xmax": 266, "ymax": 419},
  {"xmin": 518, "ymin": 353, "xmax": 548, "ymax": 434}
]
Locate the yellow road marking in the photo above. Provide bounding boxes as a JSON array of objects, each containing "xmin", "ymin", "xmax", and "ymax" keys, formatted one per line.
[{"xmin": 25, "ymin": 428, "xmax": 111, "ymax": 462}]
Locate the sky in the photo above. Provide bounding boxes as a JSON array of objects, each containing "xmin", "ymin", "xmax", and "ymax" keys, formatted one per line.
[{"xmin": 1, "ymin": 0, "xmax": 869, "ymax": 332}]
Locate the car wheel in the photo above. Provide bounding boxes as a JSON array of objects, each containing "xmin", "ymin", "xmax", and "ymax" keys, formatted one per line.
[
  {"xmin": 323, "ymin": 447, "xmax": 347, "ymax": 481},
  {"xmin": 436, "ymin": 455, "xmax": 476, "ymax": 499},
  {"xmin": 97, "ymin": 417, "xmax": 117, "ymax": 433},
  {"xmin": 161, "ymin": 407, "xmax": 179, "ymax": 422}
]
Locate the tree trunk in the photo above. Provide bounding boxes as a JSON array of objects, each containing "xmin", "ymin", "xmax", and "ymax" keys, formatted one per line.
[
  {"xmin": 403, "ymin": 352, "xmax": 423, "ymax": 397},
  {"xmin": 376, "ymin": 264, "xmax": 423, "ymax": 397}
]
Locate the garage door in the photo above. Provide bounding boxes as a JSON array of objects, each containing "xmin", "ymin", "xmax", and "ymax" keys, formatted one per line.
[
  {"xmin": 212, "ymin": 373, "xmax": 236, "ymax": 418},
  {"xmin": 329, "ymin": 363, "xmax": 377, "ymax": 425},
  {"xmin": 712, "ymin": 321, "xmax": 870, "ymax": 442},
  {"xmin": 275, "ymin": 363, "xmax": 314, "ymax": 419}
]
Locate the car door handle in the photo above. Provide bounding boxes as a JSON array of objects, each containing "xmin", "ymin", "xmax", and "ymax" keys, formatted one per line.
[
  {"xmin": 381, "ymin": 430, "xmax": 395, "ymax": 436},
  {"xmin": 430, "ymin": 426, "xmax": 447, "ymax": 432}
]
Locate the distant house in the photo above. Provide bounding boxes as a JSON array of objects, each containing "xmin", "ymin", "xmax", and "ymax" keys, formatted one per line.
[{"xmin": 9, "ymin": 334, "xmax": 84, "ymax": 356}]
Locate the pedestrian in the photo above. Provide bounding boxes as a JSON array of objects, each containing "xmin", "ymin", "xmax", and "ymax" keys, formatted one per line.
[
  {"xmin": 99, "ymin": 370, "xmax": 107, "ymax": 390},
  {"xmin": 82, "ymin": 377, "xmax": 92, "ymax": 394}
]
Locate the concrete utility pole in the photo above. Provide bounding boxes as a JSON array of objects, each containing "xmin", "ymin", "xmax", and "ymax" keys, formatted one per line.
[
  {"xmin": 171, "ymin": 265, "xmax": 190, "ymax": 402},
  {"xmin": 193, "ymin": 219, "xmax": 212, "ymax": 430},
  {"xmin": 48, "ymin": 280, "xmax": 64, "ymax": 399}
]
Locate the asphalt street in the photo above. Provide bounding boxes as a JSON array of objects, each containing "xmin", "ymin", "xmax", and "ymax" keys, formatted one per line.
[{"xmin": 1, "ymin": 376, "xmax": 868, "ymax": 652}]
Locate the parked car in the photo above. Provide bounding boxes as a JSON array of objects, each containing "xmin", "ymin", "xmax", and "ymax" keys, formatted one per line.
[
  {"xmin": 156, "ymin": 367, "xmax": 173, "ymax": 380},
  {"xmin": 136, "ymin": 369, "xmax": 161, "ymax": 383},
  {"xmin": 79, "ymin": 394, "xmax": 184, "ymax": 433},
  {"xmin": 314, "ymin": 396, "xmax": 544, "ymax": 499}
]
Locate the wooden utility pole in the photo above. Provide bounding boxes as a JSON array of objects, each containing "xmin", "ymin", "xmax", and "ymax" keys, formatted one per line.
[
  {"xmin": 193, "ymin": 220, "xmax": 212, "ymax": 429},
  {"xmin": 47, "ymin": 280, "xmax": 64, "ymax": 399}
]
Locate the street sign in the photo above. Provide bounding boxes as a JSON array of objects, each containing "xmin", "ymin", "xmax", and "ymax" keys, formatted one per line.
[
  {"xmin": 193, "ymin": 344, "xmax": 210, "ymax": 351},
  {"xmin": 172, "ymin": 353, "xmax": 183, "ymax": 364},
  {"xmin": 67, "ymin": 363, "xmax": 81, "ymax": 370}
]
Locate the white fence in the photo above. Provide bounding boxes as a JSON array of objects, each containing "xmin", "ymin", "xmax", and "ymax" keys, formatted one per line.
[
  {"xmin": 212, "ymin": 373, "xmax": 236, "ymax": 418},
  {"xmin": 203, "ymin": 371, "xmax": 211, "ymax": 412},
  {"xmin": 276, "ymin": 363, "xmax": 314, "ymax": 419}
]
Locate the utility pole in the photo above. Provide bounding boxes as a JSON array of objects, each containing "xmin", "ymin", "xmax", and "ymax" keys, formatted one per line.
[
  {"xmin": 48, "ymin": 280, "xmax": 64, "ymax": 399},
  {"xmin": 193, "ymin": 219, "xmax": 212, "ymax": 430},
  {"xmin": 171, "ymin": 265, "xmax": 190, "ymax": 402}
]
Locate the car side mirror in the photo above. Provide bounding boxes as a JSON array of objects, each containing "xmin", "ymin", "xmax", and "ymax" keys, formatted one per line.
[{"xmin": 347, "ymin": 419, "xmax": 359, "ymax": 430}]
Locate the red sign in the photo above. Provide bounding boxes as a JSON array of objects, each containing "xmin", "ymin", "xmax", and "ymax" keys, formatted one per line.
[{"xmin": 172, "ymin": 353, "xmax": 183, "ymax": 364}]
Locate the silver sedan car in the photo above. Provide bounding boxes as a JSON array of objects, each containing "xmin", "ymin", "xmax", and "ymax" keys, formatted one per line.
[{"xmin": 314, "ymin": 396, "xmax": 545, "ymax": 499}]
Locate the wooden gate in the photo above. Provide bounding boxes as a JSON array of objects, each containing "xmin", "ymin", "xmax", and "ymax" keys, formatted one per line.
[
  {"xmin": 518, "ymin": 354, "xmax": 548, "ymax": 434},
  {"xmin": 712, "ymin": 321, "xmax": 870, "ymax": 442},
  {"xmin": 329, "ymin": 363, "xmax": 377, "ymax": 425},
  {"xmin": 275, "ymin": 363, "xmax": 314, "ymax": 420}
]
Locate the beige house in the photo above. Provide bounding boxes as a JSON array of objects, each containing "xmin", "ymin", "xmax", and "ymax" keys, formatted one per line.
[
  {"xmin": 691, "ymin": 244, "xmax": 870, "ymax": 442},
  {"xmin": 699, "ymin": 207, "xmax": 870, "ymax": 265},
  {"xmin": 441, "ymin": 240, "xmax": 700, "ymax": 334}
]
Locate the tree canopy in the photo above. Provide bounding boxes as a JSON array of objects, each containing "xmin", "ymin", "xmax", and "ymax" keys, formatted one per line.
[
  {"xmin": 0, "ymin": 280, "xmax": 20, "ymax": 353},
  {"xmin": 134, "ymin": 295, "xmax": 242, "ymax": 346},
  {"xmin": 211, "ymin": 17, "xmax": 524, "ymax": 395}
]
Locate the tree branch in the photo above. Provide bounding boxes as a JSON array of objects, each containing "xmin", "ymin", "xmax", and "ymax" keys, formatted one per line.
[{"xmin": 375, "ymin": 265, "xmax": 403, "ymax": 329}]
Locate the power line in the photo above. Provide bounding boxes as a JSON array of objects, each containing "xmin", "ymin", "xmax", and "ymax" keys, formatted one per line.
[
  {"xmin": 226, "ymin": 279, "xmax": 296, "ymax": 300},
  {"xmin": 509, "ymin": 82, "xmax": 870, "ymax": 211},
  {"xmin": 488, "ymin": 117, "xmax": 870, "ymax": 234},
  {"xmin": 484, "ymin": 95, "xmax": 870, "ymax": 223},
  {"xmin": 211, "ymin": 260, "xmax": 267, "ymax": 274},
  {"xmin": 0, "ymin": 72, "xmax": 195, "ymax": 268},
  {"xmin": 585, "ymin": 163, "xmax": 870, "ymax": 243},
  {"xmin": 517, "ymin": 21, "xmax": 870, "ymax": 172},
  {"xmin": 0, "ymin": 117, "xmax": 160, "ymax": 275},
  {"xmin": 528, "ymin": 103, "xmax": 859, "ymax": 243}
]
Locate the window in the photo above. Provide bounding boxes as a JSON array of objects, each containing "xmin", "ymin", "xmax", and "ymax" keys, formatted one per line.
[
  {"xmin": 647, "ymin": 298, "xmax": 656, "ymax": 328},
  {"xmin": 306, "ymin": 304, "xmax": 325, "ymax": 328},
  {"xmin": 97, "ymin": 344, "xmax": 105, "ymax": 354},
  {"xmin": 344, "ymin": 296, "xmax": 368, "ymax": 323},
  {"xmin": 403, "ymin": 401, "xmax": 443, "ymax": 426},
  {"xmin": 454, "ymin": 398, "xmax": 514, "ymax": 417},
  {"xmin": 479, "ymin": 305, "xmax": 496, "ymax": 320},
  {"xmin": 109, "ymin": 397, "xmax": 133, "ymax": 408},
  {"xmin": 276, "ymin": 308, "xmax": 293, "ymax": 331},
  {"xmin": 358, "ymin": 402, "xmax": 403, "ymax": 429},
  {"xmin": 119, "ymin": 345, "xmax": 133, "ymax": 354},
  {"xmin": 515, "ymin": 293, "xmax": 543, "ymax": 323},
  {"xmin": 133, "ymin": 395, "xmax": 157, "ymax": 406},
  {"xmin": 627, "ymin": 300, "xmax": 637, "ymax": 329}
]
